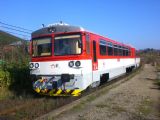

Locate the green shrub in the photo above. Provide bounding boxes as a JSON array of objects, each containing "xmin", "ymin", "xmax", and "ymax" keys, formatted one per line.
[
  {"xmin": 0, "ymin": 70, "xmax": 11, "ymax": 87},
  {"xmin": 7, "ymin": 62, "xmax": 33, "ymax": 95},
  {"xmin": 158, "ymin": 80, "xmax": 160, "ymax": 86},
  {"xmin": 0, "ymin": 60, "xmax": 33, "ymax": 97}
]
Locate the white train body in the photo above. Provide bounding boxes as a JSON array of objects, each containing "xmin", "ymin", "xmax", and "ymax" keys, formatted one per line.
[{"xmin": 30, "ymin": 23, "xmax": 140, "ymax": 96}]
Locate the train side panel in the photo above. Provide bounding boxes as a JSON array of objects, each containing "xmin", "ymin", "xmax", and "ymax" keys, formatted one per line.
[{"xmin": 98, "ymin": 58, "xmax": 139, "ymax": 81}]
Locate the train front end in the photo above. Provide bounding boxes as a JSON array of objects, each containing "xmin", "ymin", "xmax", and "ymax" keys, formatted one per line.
[{"xmin": 29, "ymin": 23, "xmax": 92, "ymax": 96}]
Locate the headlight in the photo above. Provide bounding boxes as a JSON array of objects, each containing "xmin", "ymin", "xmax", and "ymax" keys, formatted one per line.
[
  {"xmin": 75, "ymin": 61, "xmax": 81, "ymax": 67},
  {"xmin": 48, "ymin": 27, "xmax": 56, "ymax": 33},
  {"xmin": 35, "ymin": 63, "xmax": 39, "ymax": 68},
  {"xmin": 68, "ymin": 61, "xmax": 74, "ymax": 67},
  {"xmin": 29, "ymin": 62, "xmax": 40, "ymax": 69},
  {"xmin": 29, "ymin": 63, "xmax": 34, "ymax": 69}
]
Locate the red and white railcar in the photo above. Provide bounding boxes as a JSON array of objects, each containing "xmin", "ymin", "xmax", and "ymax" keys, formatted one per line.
[{"xmin": 29, "ymin": 23, "xmax": 140, "ymax": 96}]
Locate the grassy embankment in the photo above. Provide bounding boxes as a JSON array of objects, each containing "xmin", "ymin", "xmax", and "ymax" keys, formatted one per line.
[{"xmin": 139, "ymin": 49, "xmax": 160, "ymax": 87}]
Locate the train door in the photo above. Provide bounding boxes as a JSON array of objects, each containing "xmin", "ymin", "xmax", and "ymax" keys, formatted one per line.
[
  {"xmin": 91, "ymin": 40, "xmax": 100, "ymax": 87},
  {"xmin": 92, "ymin": 40, "xmax": 98, "ymax": 71}
]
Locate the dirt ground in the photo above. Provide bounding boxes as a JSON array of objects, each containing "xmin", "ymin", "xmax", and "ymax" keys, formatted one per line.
[{"xmin": 46, "ymin": 64, "xmax": 160, "ymax": 120}]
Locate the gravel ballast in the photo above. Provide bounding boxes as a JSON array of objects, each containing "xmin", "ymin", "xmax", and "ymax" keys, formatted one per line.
[{"xmin": 40, "ymin": 64, "xmax": 160, "ymax": 120}]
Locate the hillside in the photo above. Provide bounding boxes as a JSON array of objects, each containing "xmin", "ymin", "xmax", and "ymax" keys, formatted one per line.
[{"xmin": 0, "ymin": 30, "xmax": 24, "ymax": 46}]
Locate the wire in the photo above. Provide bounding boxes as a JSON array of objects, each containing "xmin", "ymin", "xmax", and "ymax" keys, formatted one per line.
[
  {"xmin": 2, "ymin": 30, "xmax": 31, "ymax": 38},
  {"xmin": 0, "ymin": 21, "xmax": 32, "ymax": 40},
  {"xmin": 0, "ymin": 21, "xmax": 32, "ymax": 32},
  {"xmin": 0, "ymin": 25, "xmax": 31, "ymax": 34}
]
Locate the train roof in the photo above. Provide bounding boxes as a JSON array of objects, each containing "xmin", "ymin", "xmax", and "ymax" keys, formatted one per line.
[
  {"xmin": 32, "ymin": 22, "xmax": 134, "ymax": 49},
  {"xmin": 31, "ymin": 23, "xmax": 84, "ymax": 38}
]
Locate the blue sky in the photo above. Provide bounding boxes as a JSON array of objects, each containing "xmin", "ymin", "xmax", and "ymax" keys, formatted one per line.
[{"xmin": 0, "ymin": 0, "xmax": 160, "ymax": 49}]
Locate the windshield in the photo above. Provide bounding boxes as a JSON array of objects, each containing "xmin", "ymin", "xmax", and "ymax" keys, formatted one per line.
[
  {"xmin": 32, "ymin": 37, "xmax": 52, "ymax": 57},
  {"xmin": 54, "ymin": 34, "xmax": 82, "ymax": 56}
]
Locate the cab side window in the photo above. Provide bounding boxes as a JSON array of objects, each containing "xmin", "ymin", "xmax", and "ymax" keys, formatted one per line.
[{"xmin": 86, "ymin": 34, "xmax": 90, "ymax": 54}]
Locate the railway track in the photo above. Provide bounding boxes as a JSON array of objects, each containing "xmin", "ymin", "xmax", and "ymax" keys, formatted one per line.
[{"xmin": 0, "ymin": 66, "xmax": 142, "ymax": 120}]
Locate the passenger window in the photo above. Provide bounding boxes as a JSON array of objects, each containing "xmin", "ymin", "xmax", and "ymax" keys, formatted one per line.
[
  {"xmin": 128, "ymin": 49, "xmax": 131, "ymax": 56},
  {"xmin": 107, "ymin": 42, "xmax": 113, "ymax": 56},
  {"xmin": 114, "ymin": 45, "xmax": 118, "ymax": 56},
  {"xmin": 99, "ymin": 40, "xmax": 107, "ymax": 55},
  {"xmin": 122, "ymin": 47, "xmax": 126, "ymax": 56},
  {"xmin": 126, "ymin": 48, "xmax": 129, "ymax": 56},
  {"xmin": 119, "ymin": 46, "xmax": 123, "ymax": 56}
]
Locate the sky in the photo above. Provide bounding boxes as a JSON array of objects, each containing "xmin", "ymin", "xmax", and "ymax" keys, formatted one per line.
[{"xmin": 0, "ymin": 0, "xmax": 160, "ymax": 49}]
